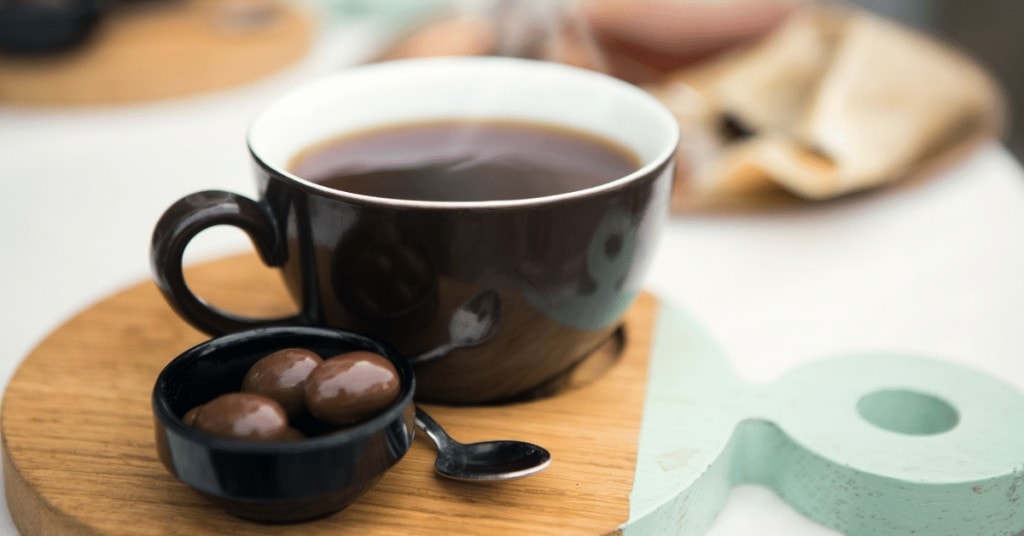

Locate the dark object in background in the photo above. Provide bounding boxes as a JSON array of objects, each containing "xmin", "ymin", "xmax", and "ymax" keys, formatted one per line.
[
  {"xmin": 0, "ymin": 0, "xmax": 103, "ymax": 53},
  {"xmin": 851, "ymin": 0, "xmax": 1024, "ymax": 160}
]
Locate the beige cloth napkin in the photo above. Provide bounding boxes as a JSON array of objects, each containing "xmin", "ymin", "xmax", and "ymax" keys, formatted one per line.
[{"xmin": 650, "ymin": 7, "xmax": 1006, "ymax": 210}]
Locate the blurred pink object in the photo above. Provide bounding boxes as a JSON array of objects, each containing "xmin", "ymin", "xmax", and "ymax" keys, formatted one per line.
[{"xmin": 582, "ymin": 0, "xmax": 797, "ymax": 82}]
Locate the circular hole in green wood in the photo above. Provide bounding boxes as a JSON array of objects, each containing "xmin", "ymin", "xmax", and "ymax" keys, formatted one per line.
[{"xmin": 857, "ymin": 389, "xmax": 959, "ymax": 435}]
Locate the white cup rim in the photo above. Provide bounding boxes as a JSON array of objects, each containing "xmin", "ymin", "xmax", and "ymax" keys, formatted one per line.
[{"xmin": 247, "ymin": 56, "xmax": 680, "ymax": 209}]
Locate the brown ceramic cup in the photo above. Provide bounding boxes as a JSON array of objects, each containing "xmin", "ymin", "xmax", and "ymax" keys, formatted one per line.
[{"xmin": 151, "ymin": 57, "xmax": 678, "ymax": 404}]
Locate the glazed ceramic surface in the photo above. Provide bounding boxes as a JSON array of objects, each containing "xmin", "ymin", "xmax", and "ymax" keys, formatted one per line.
[
  {"xmin": 152, "ymin": 57, "xmax": 678, "ymax": 403},
  {"xmin": 152, "ymin": 326, "xmax": 416, "ymax": 522}
]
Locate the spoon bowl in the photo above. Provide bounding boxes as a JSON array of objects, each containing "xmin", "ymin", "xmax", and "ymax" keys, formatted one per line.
[{"xmin": 434, "ymin": 439, "xmax": 553, "ymax": 481}]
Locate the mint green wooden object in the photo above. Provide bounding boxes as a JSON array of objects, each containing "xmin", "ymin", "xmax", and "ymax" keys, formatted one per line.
[{"xmin": 625, "ymin": 303, "xmax": 1024, "ymax": 535}]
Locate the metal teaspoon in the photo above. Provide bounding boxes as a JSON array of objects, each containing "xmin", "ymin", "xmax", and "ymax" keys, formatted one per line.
[{"xmin": 414, "ymin": 406, "xmax": 551, "ymax": 481}]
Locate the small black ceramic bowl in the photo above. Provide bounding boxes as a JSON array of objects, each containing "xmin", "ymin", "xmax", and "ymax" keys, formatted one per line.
[{"xmin": 152, "ymin": 326, "xmax": 415, "ymax": 523}]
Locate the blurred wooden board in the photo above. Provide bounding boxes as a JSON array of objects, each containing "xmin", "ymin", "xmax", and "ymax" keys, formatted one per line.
[
  {"xmin": 2, "ymin": 253, "xmax": 657, "ymax": 535},
  {"xmin": 0, "ymin": 0, "xmax": 312, "ymax": 105}
]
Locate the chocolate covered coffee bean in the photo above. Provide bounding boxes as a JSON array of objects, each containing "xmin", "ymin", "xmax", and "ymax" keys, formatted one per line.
[
  {"xmin": 305, "ymin": 351, "xmax": 400, "ymax": 425},
  {"xmin": 188, "ymin": 392, "xmax": 290, "ymax": 441},
  {"xmin": 182, "ymin": 405, "xmax": 202, "ymax": 427},
  {"xmin": 280, "ymin": 427, "xmax": 306, "ymax": 441},
  {"xmin": 242, "ymin": 348, "xmax": 323, "ymax": 416}
]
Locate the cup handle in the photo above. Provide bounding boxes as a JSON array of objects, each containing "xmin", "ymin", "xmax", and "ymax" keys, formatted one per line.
[{"xmin": 150, "ymin": 190, "xmax": 303, "ymax": 335}]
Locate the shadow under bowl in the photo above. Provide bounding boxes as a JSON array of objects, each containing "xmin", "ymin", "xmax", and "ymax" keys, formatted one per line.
[{"xmin": 152, "ymin": 326, "xmax": 416, "ymax": 523}]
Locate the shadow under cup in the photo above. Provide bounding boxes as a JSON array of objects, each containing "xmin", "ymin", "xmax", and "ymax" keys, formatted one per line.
[{"xmin": 151, "ymin": 57, "xmax": 679, "ymax": 404}]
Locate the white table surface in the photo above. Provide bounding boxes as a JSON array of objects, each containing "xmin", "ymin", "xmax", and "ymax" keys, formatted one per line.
[{"xmin": 2, "ymin": 19, "xmax": 1024, "ymax": 536}]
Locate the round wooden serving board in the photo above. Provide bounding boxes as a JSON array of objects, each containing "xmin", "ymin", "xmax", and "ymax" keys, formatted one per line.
[
  {"xmin": 10, "ymin": 254, "xmax": 1024, "ymax": 535},
  {"xmin": 2, "ymin": 254, "xmax": 657, "ymax": 535}
]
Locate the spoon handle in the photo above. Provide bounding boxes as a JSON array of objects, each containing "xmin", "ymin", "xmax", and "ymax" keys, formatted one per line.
[
  {"xmin": 407, "ymin": 342, "xmax": 454, "ymax": 365},
  {"xmin": 414, "ymin": 406, "xmax": 455, "ymax": 451}
]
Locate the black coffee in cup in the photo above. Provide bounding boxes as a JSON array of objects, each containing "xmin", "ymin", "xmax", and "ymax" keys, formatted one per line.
[{"xmin": 288, "ymin": 119, "xmax": 641, "ymax": 202}]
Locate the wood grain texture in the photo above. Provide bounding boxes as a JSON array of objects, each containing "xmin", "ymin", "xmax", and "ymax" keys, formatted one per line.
[
  {"xmin": 0, "ymin": 0, "xmax": 311, "ymax": 106},
  {"xmin": 2, "ymin": 254, "xmax": 657, "ymax": 535}
]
